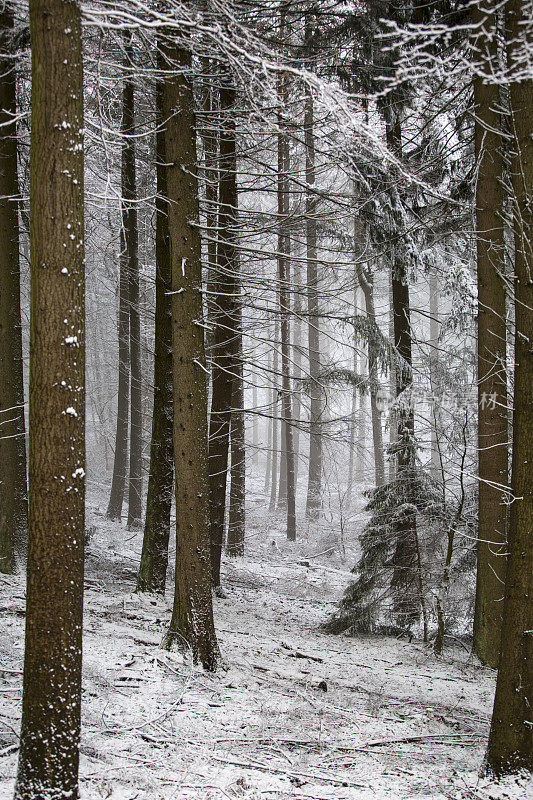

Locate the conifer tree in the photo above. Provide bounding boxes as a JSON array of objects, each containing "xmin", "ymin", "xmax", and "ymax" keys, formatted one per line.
[
  {"xmin": 0, "ymin": 2, "xmax": 27, "ymax": 573},
  {"xmin": 163, "ymin": 29, "xmax": 219, "ymax": 670},
  {"xmin": 15, "ymin": 0, "xmax": 85, "ymax": 793}
]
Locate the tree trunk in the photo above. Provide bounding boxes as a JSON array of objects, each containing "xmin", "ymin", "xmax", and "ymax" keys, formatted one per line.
[
  {"xmin": 0, "ymin": 4, "xmax": 27, "ymax": 573},
  {"xmin": 137, "ymin": 42, "xmax": 173, "ymax": 594},
  {"xmin": 355, "ymin": 263, "xmax": 385, "ymax": 488},
  {"xmin": 429, "ymin": 271, "xmax": 440, "ymax": 480},
  {"xmin": 485, "ymin": 0, "xmax": 532, "ymax": 773},
  {"xmin": 124, "ymin": 35, "xmax": 142, "ymax": 530},
  {"xmin": 208, "ymin": 75, "xmax": 238, "ymax": 588},
  {"xmin": 472, "ymin": 1, "xmax": 509, "ymax": 669},
  {"xmin": 387, "ymin": 114, "xmax": 421, "ymax": 631},
  {"xmin": 268, "ymin": 330, "xmax": 279, "ymax": 512},
  {"xmin": 106, "ymin": 44, "xmax": 131, "ymax": 523},
  {"xmin": 305, "ymin": 80, "xmax": 323, "ymax": 517},
  {"xmin": 15, "ymin": 1, "xmax": 85, "ymax": 794},
  {"xmin": 227, "ymin": 302, "xmax": 245, "ymax": 557},
  {"xmin": 163, "ymin": 33, "xmax": 219, "ymax": 671},
  {"xmin": 277, "ymin": 10, "xmax": 296, "ymax": 540}
]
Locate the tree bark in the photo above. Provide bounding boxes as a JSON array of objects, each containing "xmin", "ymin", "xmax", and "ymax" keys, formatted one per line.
[
  {"xmin": 208, "ymin": 75, "xmax": 238, "ymax": 588},
  {"xmin": 485, "ymin": 0, "xmax": 532, "ymax": 774},
  {"xmin": 355, "ymin": 262, "xmax": 385, "ymax": 488},
  {"xmin": 472, "ymin": 1, "xmax": 509, "ymax": 669},
  {"xmin": 277, "ymin": 8, "xmax": 296, "ymax": 540},
  {"xmin": 304, "ymin": 79, "xmax": 323, "ymax": 517},
  {"xmin": 0, "ymin": 4, "xmax": 27, "ymax": 573},
  {"xmin": 123, "ymin": 34, "xmax": 142, "ymax": 530},
  {"xmin": 106, "ymin": 42, "xmax": 132, "ymax": 523},
  {"xmin": 137, "ymin": 41, "xmax": 174, "ymax": 594},
  {"xmin": 387, "ymin": 114, "xmax": 421, "ymax": 631},
  {"xmin": 15, "ymin": 0, "xmax": 85, "ymax": 794},
  {"xmin": 227, "ymin": 301, "xmax": 245, "ymax": 557},
  {"xmin": 163, "ymin": 33, "xmax": 219, "ymax": 671}
]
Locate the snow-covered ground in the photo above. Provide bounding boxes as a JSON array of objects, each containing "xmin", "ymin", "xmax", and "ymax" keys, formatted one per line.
[{"xmin": 0, "ymin": 479, "xmax": 530, "ymax": 799}]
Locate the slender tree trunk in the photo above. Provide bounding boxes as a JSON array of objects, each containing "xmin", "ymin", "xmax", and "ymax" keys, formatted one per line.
[
  {"xmin": 252, "ymin": 383, "xmax": 259, "ymax": 466},
  {"xmin": 0, "ymin": 4, "xmax": 27, "ymax": 573},
  {"xmin": 472, "ymin": 1, "xmax": 509, "ymax": 669},
  {"xmin": 227, "ymin": 301, "xmax": 245, "ymax": 557},
  {"xmin": 106, "ymin": 45, "xmax": 132, "ymax": 523},
  {"xmin": 485, "ymin": 0, "xmax": 532, "ymax": 773},
  {"xmin": 268, "ymin": 331, "xmax": 279, "ymax": 512},
  {"xmin": 15, "ymin": 1, "xmax": 85, "ymax": 794},
  {"xmin": 277, "ymin": 54, "xmax": 296, "ymax": 540},
  {"xmin": 208, "ymin": 75, "xmax": 238, "ymax": 588},
  {"xmin": 264, "ymin": 346, "xmax": 273, "ymax": 495},
  {"xmin": 137, "ymin": 43, "xmax": 173, "ymax": 594},
  {"xmin": 123, "ymin": 35, "xmax": 142, "ymax": 530},
  {"xmin": 305, "ymin": 81, "xmax": 322, "ymax": 517},
  {"xmin": 355, "ymin": 263, "xmax": 385, "ymax": 487},
  {"xmin": 388, "ymin": 272, "xmax": 397, "ymax": 483},
  {"xmin": 163, "ymin": 33, "xmax": 219, "ymax": 671},
  {"xmin": 429, "ymin": 271, "xmax": 440, "ymax": 480}
]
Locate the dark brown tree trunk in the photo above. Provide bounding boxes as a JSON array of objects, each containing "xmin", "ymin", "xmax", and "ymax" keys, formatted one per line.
[
  {"xmin": 387, "ymin": 114, "xmax": 422, "ymax": 632},
  {"xmin": 137, "ymin": 42, "xmax": 173, "ymax": 594},
  {"xmin": 106, "ymin": 42, "xmax": 132, "ymax": 523},
  {"xmin": 472, "ymin": 1, "xmax": 509, "ymax": 669},
  {"xmin": 227, "ymin": 302, "xmax": 245, "ymax": 557},
  {"xmin": 208, "ymin": 75, "xmax": 238, "ymax": 588},
  {"xmin": 0, "ymin": 4, "xmax": 27, "ymax": 573},
  {"xmin": 305, "ymin": 80, "xmax": 322, "ymax": 517},
  {"xmin": 123, "ymin": 35, "xmax": 142, "ymax": 530},
  {"xmin": 15, "ymin": 0, "xmax": 85, "ymax": 794},
  {"xmin": 485, "ymin": 0, "xmax": 532, "ymax": 774},
  {"xmin": 163, "ymin": 33, "xmax": 219, "ymax": 671}
]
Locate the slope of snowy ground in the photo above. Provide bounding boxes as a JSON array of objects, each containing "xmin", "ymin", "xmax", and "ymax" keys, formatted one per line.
[{"xmin": 0, "ymin": 478, "xmax": 530, "ymax": 800}]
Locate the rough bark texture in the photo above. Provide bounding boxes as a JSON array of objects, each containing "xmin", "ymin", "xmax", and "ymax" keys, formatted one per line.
[
  {"xmin": 137, "ymin": 46, "xmax": 173, "ymax": 594},
  {"xmin": 485, "ymin": 0, "xmax": 532, "ymax": 774},
  {"xmin": 472, "ymin": 1, "xmax": 509, "ymax": 669},
  {"xmin": 163, "ymin": 35, "xmax": 219, "ymax": 671},
  {"xmin": 15, "ymin": 1, "xmax": 85, "ymax": 795},
  {"xmin": 0, "ymin": 4, "xmax": 27, "ymax": 573},
  {"xmin": 208, "ymin": 77, "xmax": 238, "ymax": 587},
  {"xmin": 124, "ymin": 35, "xmax": 142, "ymax": 530}
]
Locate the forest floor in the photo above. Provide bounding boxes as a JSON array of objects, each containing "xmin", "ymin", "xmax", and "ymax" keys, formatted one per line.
[{"xmin": 0, "ymin": 477, "xmax": 530, "ymax": 800}]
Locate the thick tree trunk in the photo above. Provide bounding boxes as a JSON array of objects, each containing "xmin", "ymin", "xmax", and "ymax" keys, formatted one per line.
[
  {"xmin": 124, "ymin": 35, "xmax": 142, "ymax": 530},
  {"xmin": 387, "ymin": 115, "xmax": 421, "ymax": 632},
  {"xmin": 485, "ymin": 0, "xmax": 532, "ymax": 774},
  {"xmin": 208, "ymin": 76, "xmax": 238, "ymax": 588},
  {"xmin": 305, "ymin": 82, "xmax": 323, "ymax": 517},
  {"xmin": 14, "ymin": 1, "xmax": 85, "ymax": 795},
  {"xmin": 472, "ymin": 1, "xmax": 509, "ymax": 669},
  {"xmin": 137, "ymin": 44, "xmax": 173, "ymax": 594},
  {"xmin": 163, "ymin": 34, "xmax": 219, "ymax": 671},
  {"xmin": 0, "ymin": 5, "xmax": 27, "ymax": 573}
]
